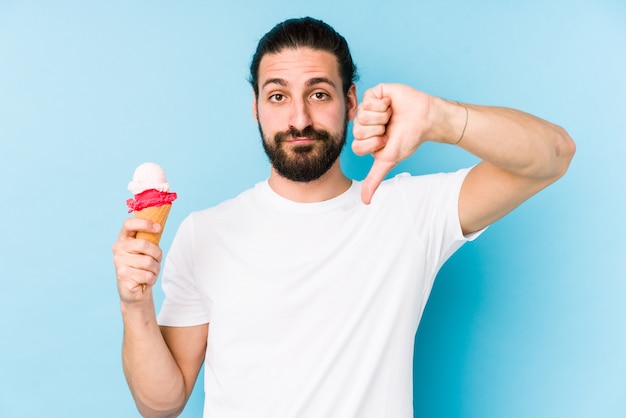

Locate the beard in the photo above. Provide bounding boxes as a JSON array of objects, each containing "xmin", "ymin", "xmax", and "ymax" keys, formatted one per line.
[{"xmin": 259, "ymin": 118, "xmax": 348, "ymax": 183}]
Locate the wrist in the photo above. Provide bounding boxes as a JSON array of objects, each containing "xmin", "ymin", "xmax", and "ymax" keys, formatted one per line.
[
  {"xmin": 120, "ymin": 296, "xmax": 157, "ymax": 324},
  {"xmin": 453, "ymin": 101, "xmax": 469, "ymax": 145},
  {"xmin": 428, "ymin": 97, "xmax": 469, "ymax": 145}
]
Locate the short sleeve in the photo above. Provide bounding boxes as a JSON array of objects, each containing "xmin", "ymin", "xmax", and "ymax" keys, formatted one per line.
[{"xmin": 394, "ymin": 167, "xmax": 486, "ymax": 273}]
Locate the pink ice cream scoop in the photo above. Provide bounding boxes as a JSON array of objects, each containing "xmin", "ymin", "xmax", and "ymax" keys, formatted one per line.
[{"xmin": 126, "ymin": 162, "xmax": 177, "ymax": 245}]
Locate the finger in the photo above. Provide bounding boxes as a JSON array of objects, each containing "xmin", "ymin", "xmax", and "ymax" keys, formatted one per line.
[
  {"xmin": 113, "ymin": 244, "xmax": 162, "ymax": 275},
  {"xmin": 359, "ymin": 95, "xmax": 391, "ymax": 114},
  {"xmin": 355, "ymin": 106, "xmax": 392, "ymax": 128},
  {"xmin": 114, "ymin": 251, "xmax": 161, "ymax": 288},
  {"xmin": 113, "ymin": 237, "xmax": 163, "ymax": 268},
  {"xmin": 118, "ymin": 218, "xmax": 161, "ymax": 241},
  {"xmin": 359, "ymin": 88, "xmax": 391, "ymax": 122},
  {"xmin": 117, "ymin": 267, "xmax": 157, "ymax": 301},
  {"xmin": 116, "ymin": 261, "xmax": 159, "ymax": 285},
  {"xmin": 352, "ymin": 120, "xmax": 387, "ymax": 142},
  {"xmin": 351, "ymin": 135, "xmax": 387, "ymax": 156},
  {"xmin": 361, "ymin": 158, "xmax": 396, "ymax": 205},
  {"xmin": 124, "ymin": 247, "xmax": 162, "ymax": 271},
  {"xmin": 362, "ymin": 83, "xmax": 386, "ymax": 103}
]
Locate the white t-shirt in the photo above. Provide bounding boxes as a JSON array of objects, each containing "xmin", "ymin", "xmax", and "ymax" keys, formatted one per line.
[{"xmin": 158, "ymin": 169, "xmax": 482, "ymax": 418}]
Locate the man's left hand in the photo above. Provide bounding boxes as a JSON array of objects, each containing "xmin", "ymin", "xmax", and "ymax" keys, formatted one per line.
[{"xmin": 352, "ymin": 84, "xmax": 435, "ymax": 204}]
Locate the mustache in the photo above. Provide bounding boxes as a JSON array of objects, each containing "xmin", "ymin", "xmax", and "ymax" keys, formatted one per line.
[{"xmin": 274, "ymin": 126, "xmax": 331, "ymax": 143}]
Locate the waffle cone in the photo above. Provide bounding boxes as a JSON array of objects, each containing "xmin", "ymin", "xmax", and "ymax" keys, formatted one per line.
[{"xmin": 134, "ymin": 204, "xmax": 172, "ymax": 245}]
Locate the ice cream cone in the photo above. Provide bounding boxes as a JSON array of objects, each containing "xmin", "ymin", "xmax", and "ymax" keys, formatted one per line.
[{"xmin": 134, "ymin": 203, "xmax": 172, "ymax": 245}]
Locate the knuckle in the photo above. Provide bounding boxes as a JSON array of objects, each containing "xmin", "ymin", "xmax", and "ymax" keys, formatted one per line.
[
  {"xmin": 138, "ymin": 269, "xmax": 153, "ymax": 283},
  {"xmin": 112, "ymin": 238, "xmax": 130, "ymax": 252},
  {"xmin": 351, "ymin": 141, "xmax": 365, "ymax": 156},
  {"xmin": 135, "ymin": 238, "xmax": 152, "ymax": 253},
  {"xmin": 352, "ymin": 125, "xmax": 364, "ymax": 139},
  {"xmin": 121, "ymin": 218, "xmax": 134, "ymax": 232},
  {"xmin": 136, "ymin": 254, "xmax": 153, "ymax": 270},
  {"xmin": 116, "ymin": 264, "xmax": 131, "ymax": 279}
]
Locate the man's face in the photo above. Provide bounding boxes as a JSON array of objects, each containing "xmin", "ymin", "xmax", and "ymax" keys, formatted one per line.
[{"xmin": 253, "ymin": 48, "xmax": 357, "ymax": 182}]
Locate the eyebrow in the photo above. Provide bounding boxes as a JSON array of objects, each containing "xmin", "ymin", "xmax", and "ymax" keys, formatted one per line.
[
  {"xmin": 261, "ymin": 77, "xmax": 337, "ymax": 90},
  {"xmin": 306, "ymin": 77, "xmax": 336, "ymax": 88},
  {"xmin": 262, "ymin": 78, "xmax": 287, "ymax": 89}
]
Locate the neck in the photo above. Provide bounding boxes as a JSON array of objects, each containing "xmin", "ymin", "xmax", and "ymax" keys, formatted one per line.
[{"xmin": 268, "ymin": 161, "xmax": 352, "ymax": 203}]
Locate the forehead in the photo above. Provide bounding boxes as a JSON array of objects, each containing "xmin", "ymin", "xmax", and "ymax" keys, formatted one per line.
[{"xmin": 258, "ymin": 48, "xmax": 341, "ymax": 89}]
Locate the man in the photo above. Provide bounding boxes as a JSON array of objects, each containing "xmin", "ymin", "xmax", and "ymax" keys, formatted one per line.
[{"xmin": 113, "ymin": 17, "xmax": 575, "ymax": 418}]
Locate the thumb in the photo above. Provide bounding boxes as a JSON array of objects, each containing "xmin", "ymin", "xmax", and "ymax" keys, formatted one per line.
[{"xmin": 361, "ymin": 158, "xmax": 396, "ymax": 205}]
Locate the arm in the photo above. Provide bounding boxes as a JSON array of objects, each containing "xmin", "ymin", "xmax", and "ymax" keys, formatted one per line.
[
  {"xmin": 352, "ymin": 83, "xmax": 575, "ymax": 234},
  {"xmin": 113, "ymin": 219, "xmax": 208, "ymax": 417}
]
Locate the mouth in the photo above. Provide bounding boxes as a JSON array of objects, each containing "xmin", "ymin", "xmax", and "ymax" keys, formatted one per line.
[
  {"xmin": 273, "ymin": 127, "xmax": 330, "ymax": 147},
  {"xmin": 285, "ymin": 136, "xmax": 316, "ymax": 145}
]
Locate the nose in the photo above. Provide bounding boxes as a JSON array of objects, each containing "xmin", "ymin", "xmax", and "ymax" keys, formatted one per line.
[{"xmin": 289, "ymin": 98, "xmax": 312, "ymax": 131}]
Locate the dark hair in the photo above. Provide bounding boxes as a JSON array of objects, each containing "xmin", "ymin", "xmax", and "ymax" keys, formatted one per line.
[{"xmin": 249, "ymin": 17, "xmax": 358, "ymax": 96}]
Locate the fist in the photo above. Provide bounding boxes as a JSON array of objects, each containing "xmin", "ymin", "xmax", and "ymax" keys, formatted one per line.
[{"xmin": 352, "ymin": 84, "xmax": 434, "ymax": 204}]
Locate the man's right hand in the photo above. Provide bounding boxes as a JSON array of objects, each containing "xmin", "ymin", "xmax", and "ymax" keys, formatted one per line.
[
  {"xmin": 112, "ymin": 218, "xmax": 163, "ymax": 304},
  {"xmin": 113, "ymin": 218, "xmax": 201, "ymax": 417}
]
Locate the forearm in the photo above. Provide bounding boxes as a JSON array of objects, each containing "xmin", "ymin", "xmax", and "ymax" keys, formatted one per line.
[
  {"xmin": 121, "ymin": 296, "xmax": 186, "ymax": 417},
  {"xmin": 431, "ymin": 97, "xmax": 575, "ymax": 179}
]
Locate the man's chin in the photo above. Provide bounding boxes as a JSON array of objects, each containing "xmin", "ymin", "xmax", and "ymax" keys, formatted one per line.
[
  {"xmin": 290, "ymin": 144, "xmax": 316, "ymax": 154},
  {"xmin": 277, "ymin": 170, "xmax": 326, "ymax": 183}
]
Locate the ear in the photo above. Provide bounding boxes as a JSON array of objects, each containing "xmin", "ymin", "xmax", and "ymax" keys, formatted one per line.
[
  {"xmin": 252, "ymin": 92, "xmax": 259, "ymax": 122},
  {"xmin": 346, "ymin": 84, "xmax": 358, "ymax": 121}
]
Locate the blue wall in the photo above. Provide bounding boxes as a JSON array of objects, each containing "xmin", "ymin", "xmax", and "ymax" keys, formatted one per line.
[{"xmin": 1, "ymin": 1, "xmax": 624, "ymax": 417}]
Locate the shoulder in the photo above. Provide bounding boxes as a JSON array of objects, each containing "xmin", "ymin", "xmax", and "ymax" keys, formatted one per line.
[
  {"xmin": 194, "ymin": 182, "xmax": 260, "ymax": 215},
  {"xmin": 374, "ymin": 168, "xmax": 471, "ymax": 202},
  {"xmin": 389, "ymin": 168, "xmax": 470, "ymax": 187},
  {"xmin": 178, "ymin": 182, "xmax": 270, "ymax": 234}
]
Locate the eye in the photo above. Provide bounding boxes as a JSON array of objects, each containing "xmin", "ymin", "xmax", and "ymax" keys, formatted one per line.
[
  {"xmin": 311, "ymin": 91, "xmax": 330, "ymax": 101},
  {"xmin": 269, "ymin": 93, "xmax": 285, "ymax": 103}
]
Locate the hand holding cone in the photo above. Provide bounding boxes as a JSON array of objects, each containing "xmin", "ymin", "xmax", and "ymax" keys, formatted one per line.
[{"xmin": 126, "ymin": 162, "xmax": 178, "ymax": 290}]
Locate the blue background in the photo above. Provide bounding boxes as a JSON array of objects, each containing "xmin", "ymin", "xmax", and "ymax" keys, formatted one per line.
[{"xmin": 1, "ymin": 1, "xmax": 625, "ymax": 417}]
